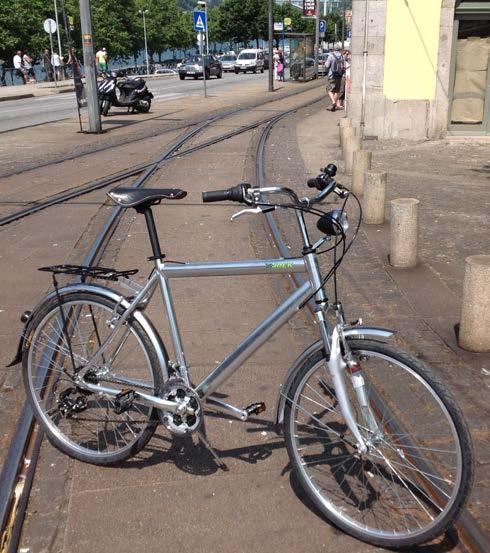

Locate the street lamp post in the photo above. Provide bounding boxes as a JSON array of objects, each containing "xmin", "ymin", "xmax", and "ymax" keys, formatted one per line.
[
  {"xmin": 197, "ymin": 1, "xmax": 208, "ymax": 55},
  {"xmin": 139, "ymin": 9, "xmax": 150, "ymax": 75}
]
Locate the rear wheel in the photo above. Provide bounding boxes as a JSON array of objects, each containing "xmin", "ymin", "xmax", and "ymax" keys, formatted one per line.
[
  {"xmin": 260, "ymin": 67, "xmax": 264, "ymax": 74},
  {"xmin": 179, "ymin": 74, "xmax": 185, "ymax": 80},
  {"xmin": 136, "ymin": 99, "xmax": 151, "ymax": 113},
  {"xmin": 252, "ymin": 67, "xmax": 257, "ymax": 74},
  {"xmin": 217, "ymin": 70, "xmax": 222, "ymax": 79},
  {"xmin": 234, "ymin": 69, "xmax": 239, "ymax": 74},
  {"xmin": 23, "ymin": 291, "xmax": 164, "ymax": 465},
  {"xmin": 284, "ymin": 340, "xmax": 474, "ymax": 547}
]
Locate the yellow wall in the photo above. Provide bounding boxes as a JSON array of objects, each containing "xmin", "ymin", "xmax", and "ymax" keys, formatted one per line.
[{"xmin": 383, "ymin": 0, "xmax": 442, "ymax": 100}]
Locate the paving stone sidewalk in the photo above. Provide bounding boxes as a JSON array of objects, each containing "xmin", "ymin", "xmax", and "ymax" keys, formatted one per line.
[{"xmin": 266, "ymin": 102, "xmax": 490, "ymax": 533}]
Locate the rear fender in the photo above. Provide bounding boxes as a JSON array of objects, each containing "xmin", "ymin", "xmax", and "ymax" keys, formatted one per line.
[
  {"xmin": 6, "ymin": 284, "xmax": 169, "ymax": 381},
  {"xmin": 274, "ymin": 326, "xmax": 395, "ymax": 429}
]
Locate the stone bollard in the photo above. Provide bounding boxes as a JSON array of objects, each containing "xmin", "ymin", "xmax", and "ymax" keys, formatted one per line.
[
  {"xmin": 459, "ymin": 255, "xmax": 490, "ymax": 352},
  {"xmin": 343, "ymin": 131, "xmax": 362, "ymax": 175},
  {"xmin": 339, "ymin": 118, "xmax": 352, "ymax": 149},
  {"xmin": 352, "ymin": 150, "xmax": 372, "ymax": 196},
  {"xmin": 363, "ymin": 172, "xmax": 386, "ymax": 224},
  {"xmin": 390, "ymin": 198, "xmax": 419, "ymax": 267},
  {"xmin": 341, "ymin": 126, "xmax": 356, "ymax": 158}
]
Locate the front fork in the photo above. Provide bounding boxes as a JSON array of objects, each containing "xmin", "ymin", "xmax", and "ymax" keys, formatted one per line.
[{"xmin": 315, "ymin": 306, "xmax": 379, "ymax": 455}]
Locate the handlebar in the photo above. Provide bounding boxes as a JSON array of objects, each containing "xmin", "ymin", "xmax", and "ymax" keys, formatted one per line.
[{"xmin": 201, "ymin": 163, "xmax": 348, "ymax": 207}]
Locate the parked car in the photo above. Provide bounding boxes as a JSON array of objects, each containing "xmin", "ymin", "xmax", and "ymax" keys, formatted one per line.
[
  {"xmin": 318, "ymin": 53, "xmax": 331, "ymax": 76},
  {"xmin": 290, "ymin": 57, "xmax": 317, "ymax": 81},
  {"xmin": 179, "ymin": 55, "xmax": 223, "ymax": 80},
  {"xmin": 234, "ymin": 49, "xmax": 265, "ymax": 74},
  {"xmin": 220, "ymin": 54, "xmax": 237, "ymax": 72},
  {"xmin": 154, "ymin": 68, "xmax": 178, "ymax": 75}
]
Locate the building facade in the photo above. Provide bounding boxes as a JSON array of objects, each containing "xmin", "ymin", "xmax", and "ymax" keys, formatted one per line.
[{"xmin": 348, "ymin": 0, "xmax": 490, "ymax": 139}]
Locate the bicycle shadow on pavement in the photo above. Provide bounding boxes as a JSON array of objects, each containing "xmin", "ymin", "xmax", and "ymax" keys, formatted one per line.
[{"xmin": 111, "ymin": 412, "xmax": 284, "ymax": 476}]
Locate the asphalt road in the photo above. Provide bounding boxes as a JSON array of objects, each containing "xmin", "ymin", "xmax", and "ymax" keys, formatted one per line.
[{"xmin": 0, "ymin": 72, "xmax": 269, "ymax": 133}]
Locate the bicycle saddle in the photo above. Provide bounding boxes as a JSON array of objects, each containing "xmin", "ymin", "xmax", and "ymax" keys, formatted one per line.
[{"xmin": 108, "ymin": 187, "xmax": 187, "ymax": 208}]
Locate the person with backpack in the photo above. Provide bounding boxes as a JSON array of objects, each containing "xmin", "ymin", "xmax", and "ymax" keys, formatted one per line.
[{"xmin": 325, "ymin": 45, "xmax": 345, "ymax": 112}]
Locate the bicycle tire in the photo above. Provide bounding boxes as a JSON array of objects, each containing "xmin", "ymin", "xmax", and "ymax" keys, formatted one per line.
[
  {"xmin": 284, "ymin": 340, "xmax": 474, "ymax": 548},
  {"xmin": 23, "ymin": 290, "xmax": 164, "ymax": 465}
]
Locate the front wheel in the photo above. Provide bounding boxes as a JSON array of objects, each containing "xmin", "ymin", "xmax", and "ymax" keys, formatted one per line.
[
  {"xmin": 136, "ymin": 99, "xmax": 151, "ymax": 113},
  {"xmin": 283, "ymin": 340, "xmax": 473, "ymax": 548},
  {"xmin": 217, "ymin": 71, "xmax": 222, "ymax": 79},
  {"xmin": 101, "ymin": 98, "xmax": 110, "ymax": 116},
  {"xmin": 23, "ymin": 290, "xmax": 164, "ymax": 465}
]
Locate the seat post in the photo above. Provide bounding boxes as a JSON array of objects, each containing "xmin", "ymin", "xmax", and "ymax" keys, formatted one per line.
[{"xmin": 139, "ymin": 207, "xmax": 164, "ymax": 260}]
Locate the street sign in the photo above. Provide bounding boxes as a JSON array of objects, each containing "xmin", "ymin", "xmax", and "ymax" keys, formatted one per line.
[
  {"xmin": 284, "ymin": 17, "xmax": 292, "ymax": 26},
  {"xmin": 274, "ymin": 22, "xmax": 284, "ymax": 32},
  {"xmin": 302, "ymin": 0, "xmax": 316, "ymax": 17},
  {"xmin": 319, "ymin": 20, "xmax": 326, "ymax": 33},
  {"xmin": 43, "ymin": 18, "xmax": 57, "ymax": 34},
  {"xmin": 193, "ymin": 10, "xmax": 207, "ymax": 32}
]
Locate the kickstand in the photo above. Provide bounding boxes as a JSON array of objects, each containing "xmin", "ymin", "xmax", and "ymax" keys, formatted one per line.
[{"xmin": 197, "ymin": 429, "xmax": 228, "ymax": 471}]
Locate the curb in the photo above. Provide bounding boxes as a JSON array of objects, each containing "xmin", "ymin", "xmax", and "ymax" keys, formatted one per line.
[{"xmin": 0, "ymin": 93, "xmax": 34, "ymax": 102}]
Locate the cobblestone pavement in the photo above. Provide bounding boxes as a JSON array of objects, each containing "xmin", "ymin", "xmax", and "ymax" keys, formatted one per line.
[{"xmin": 267, "ymin": 102, "xmax": 490, "ymax": 534}]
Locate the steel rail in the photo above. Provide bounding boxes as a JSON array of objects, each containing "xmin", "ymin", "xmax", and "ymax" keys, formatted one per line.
[
  {"xmin": 0, "ymin": 88, "xmax": 323, "ymax": 553},
  {"xmin": 0, "ymin": 95, "xmax": 325, "ymax": 228},
  {"xmin": 256, "ymin": 105, "xmax": 488, "ymax": 553}
]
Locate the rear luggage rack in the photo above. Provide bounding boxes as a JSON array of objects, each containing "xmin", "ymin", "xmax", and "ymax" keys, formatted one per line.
[{"xmin": 38, "ymin": 264, "xmax": 138, "ymax": 282}]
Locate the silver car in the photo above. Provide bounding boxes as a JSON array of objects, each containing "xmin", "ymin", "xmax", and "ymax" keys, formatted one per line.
[{"xmin": 220, "ymin": 55, "xmax": 237, "ymax": 72}]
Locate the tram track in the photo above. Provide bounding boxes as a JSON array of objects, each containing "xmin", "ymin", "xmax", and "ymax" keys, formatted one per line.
[{"xmin": 0, "ymin": 86, "xmax": 324, "ymax": 553}]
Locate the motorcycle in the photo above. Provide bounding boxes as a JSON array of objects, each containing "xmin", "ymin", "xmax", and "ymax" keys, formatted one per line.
[{"xmin": 97, "ymin": 71, "xmax": 153, "ymax": 116}]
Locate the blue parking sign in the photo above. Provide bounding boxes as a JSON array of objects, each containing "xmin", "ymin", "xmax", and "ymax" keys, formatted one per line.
[
  {"xmin": 193, "ymin": 11, "xmax": 207, "ymax": 32},
  {"xmin": 319, "ymin": 20, "xmax": 326, "ymax": 34}
]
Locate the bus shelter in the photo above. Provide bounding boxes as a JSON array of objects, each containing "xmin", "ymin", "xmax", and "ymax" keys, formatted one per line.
[{"xmin": 273, "ymin": 32, "xmax": 316, "ymax": 82}]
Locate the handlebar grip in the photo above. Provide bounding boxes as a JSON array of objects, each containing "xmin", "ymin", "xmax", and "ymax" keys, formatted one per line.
[{"xmin": 202, "ymin": 183, "xmax": 249, "ymax": 203}]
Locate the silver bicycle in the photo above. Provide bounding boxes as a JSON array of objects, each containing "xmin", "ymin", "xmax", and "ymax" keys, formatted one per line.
[{"xmin": 14, "ymin": 164, "xmax": 474, "ymax": 548}]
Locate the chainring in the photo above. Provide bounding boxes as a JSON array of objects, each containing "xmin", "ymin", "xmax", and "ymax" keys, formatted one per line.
[{"xmin": 158, "ymin": 378, "xmax": 203, "ymax": 436}]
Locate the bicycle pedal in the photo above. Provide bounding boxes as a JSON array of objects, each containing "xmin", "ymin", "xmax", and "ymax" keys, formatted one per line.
[
  {"xmin": 113, "ymin": 389, "xmax": 136, "ymax": 414},
  {"xmin": 244, "ymin": 402, "xmax": 266, "ymax": 417}
]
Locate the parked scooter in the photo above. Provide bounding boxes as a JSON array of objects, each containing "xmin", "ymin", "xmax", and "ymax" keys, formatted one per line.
[{"xmin": 97, "ymin": 71, "xmax": 153, "ymax": 116}]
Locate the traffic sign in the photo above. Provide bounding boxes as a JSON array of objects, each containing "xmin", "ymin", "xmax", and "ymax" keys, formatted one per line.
[
  {"xmin": 274, "ymin": 22, "xmax": 284, "ymax": 32},
  {"xmin": 43, "ymin": 18, "xmax": 57, "ymax": 34},
  {"xmin": 284, "ymin": 17, "xmax": 292, "ymax": 26},
  {"xmin": 193, "ymin": 10, "xmax": 207, "ymax": 32},
  {"xmin": 319, "ymin": 20, "xmax": 326, "ymax": 33}
]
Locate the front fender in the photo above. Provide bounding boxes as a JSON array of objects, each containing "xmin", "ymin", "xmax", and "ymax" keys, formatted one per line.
[
  {"xmin": 7, "ymin": 284, "xmax": 169, "ymax": 381},
  {"xmin": 274, "ymin": 326, "xmax": 395, "ymax": 429}
]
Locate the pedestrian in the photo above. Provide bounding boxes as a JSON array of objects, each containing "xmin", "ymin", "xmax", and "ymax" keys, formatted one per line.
[
  {"xmin": 96, "ymin": 47, "xmax": 108, "ymax": 73},
  {"xmin": 0, "ymin": 58, "xmax": 6, "ymax": 86},
  {"xmin": 325, "ymin": 45, "xmax": 346, "ymax": 112},
  {"xmin": 13, "ymin": 50, "xmax": 27, "ymax": 84},
  {"xmin": 338, "ymin": 49, "xmax": 351, "ymax": 110},
  {"xmin": 277, "ymin": 49, "xmax": 285, "ymax": 82},
  {"xmin": 273, "ymin": 49, "xmax": 280, "ymax": 81},
  {"xmin": 22, "ymin": 52, "xmax": 36, "ymax": 83},
  {"xmin": 51, "ymin": 51, "xmax": 62, "ymax": 81},
  {"xmin": 42, "ymin": 48, "xmax": 53, "ymax": 82}
]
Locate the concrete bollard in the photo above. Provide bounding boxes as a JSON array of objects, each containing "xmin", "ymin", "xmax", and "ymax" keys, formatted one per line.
[
  {"xmin": 339, "ymin": 118, "xmax": 352, "ymax": 149},
  {"xmin": 352, "ymin": 150, "xmax": 372, "ymax": 196},
  {"xmin": 363, "ymin": 172, "xmax": 386, "ymax": 224},
  {"xmin": 459, "ymin": 255, "xmax": 490, "ymax": 352},
  {"xmin": 390, "ymin": 198, "xmax": 419, "ymax": 267},
  {"xmin": 340, "ymin": 126, "xmax": 356, "ymax": 158},
  {"xmin": 343, "ymin": 131, "xmax": 362, "ymax": 175}
]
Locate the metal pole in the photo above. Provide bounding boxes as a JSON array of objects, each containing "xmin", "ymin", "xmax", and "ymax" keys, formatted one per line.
[
  {"xmin": 142, "ymin": 11, "xmax": 149, "ymax": 75},
  {"xmin": 48, "ymin": 29, "xmax": 57, "ymax": 87},
  {"xmin": 314, "ymin": 0, "xmax": 320, "ymax": 76},
  {"xmin": 205, "ymin": 4, "xmax": 209, "ymax": 55},
  {"xmin": 200, "ymin": 33, "xmax": 207, "ymax": 98},
  {"xmin": 54, "ymin": 0, "xmax": 63, "ymax": 73},
  {"xmin": 341, "ymin": 0, "xmax": 346, "ymax": 49},
  {"xmin": 268, "ymin": 0, "xmax": 274, "ymax": 92},
  {"xmin": 79, "ymin": 0, "xmax": 101, "ymax": 133}
]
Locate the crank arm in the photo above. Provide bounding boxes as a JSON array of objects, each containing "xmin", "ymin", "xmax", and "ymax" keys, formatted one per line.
[{"xmin": 78, "ymin": 381, "xmax": 191, "ymax": 414}]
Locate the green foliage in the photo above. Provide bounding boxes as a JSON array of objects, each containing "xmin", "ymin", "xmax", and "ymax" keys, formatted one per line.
[{"xmin": 0, "ymin": 0, "xmax": 347, "ymax": 65}]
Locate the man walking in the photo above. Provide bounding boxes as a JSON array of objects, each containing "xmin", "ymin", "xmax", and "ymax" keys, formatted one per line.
[
  {"xmin": 42, "ymin": 48, "xmax": 53, "ymax": 82},
  {"xmin": 13, "ymin": 51, "xmax": 26, "ymax": 84},
  {"xmin": 51, "ymin": 51, "xmax": 62, "ymax": 81},
  {"xmin": 96, "ymin": 47, "xmax": 108, "ymax": 73},
  {"xmin": 325, "ymin": 45, "xmax": 345, "ymax": 112}
]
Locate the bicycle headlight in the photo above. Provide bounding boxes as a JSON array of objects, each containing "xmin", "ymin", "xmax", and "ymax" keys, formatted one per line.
[{"xmin": 317, "ymin": 209, "xmax": 348, "ymax": 236}]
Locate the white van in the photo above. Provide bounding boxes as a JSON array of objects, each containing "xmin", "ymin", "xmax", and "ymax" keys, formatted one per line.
[{"xmin": 234, "ymin": 49, "xmax": 265, "ymax": 74}]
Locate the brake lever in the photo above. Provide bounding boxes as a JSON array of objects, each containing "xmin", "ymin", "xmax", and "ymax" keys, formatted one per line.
[{"xmin": 230, "ymin": 206, "xmax": 276, "ymax": 222}]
